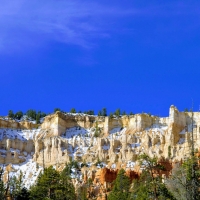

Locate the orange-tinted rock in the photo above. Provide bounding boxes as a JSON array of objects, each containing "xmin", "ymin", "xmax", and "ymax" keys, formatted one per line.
[
  {"xmin": 101, "ymin": 168, "xmax": 118, "ymax": 184},
  {"xmin": 94, "ymin": 167, "xmax": 139, "ymax": 186},
  {"xmin": 126, "ymin": 169, "xmax": 139, "ymax": 181}
]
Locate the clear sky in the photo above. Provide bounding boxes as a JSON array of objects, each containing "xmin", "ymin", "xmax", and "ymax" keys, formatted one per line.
[{"xmin": 1, "ymin": 0, "xmax": 200, "ymax": 116}]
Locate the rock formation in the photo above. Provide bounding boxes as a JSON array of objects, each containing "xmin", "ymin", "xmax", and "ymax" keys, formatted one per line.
[{"xmin": 0, "ymin": 105, "xmax": 200, "ymax": 193}]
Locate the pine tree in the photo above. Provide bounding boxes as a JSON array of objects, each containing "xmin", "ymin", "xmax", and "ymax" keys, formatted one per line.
[
  {"xmin": 63, "ymin": 160, "xmax": 80, "ymax": 175},
  {"xmin": 30, "ymin": 162, "xmax": 76, "ymax": 200},
  {"xmin": 102, "ymin": 108, "xmax": 107, "ymax": 116},
  {"xmin": 54, "ymin": 108, "xmax": 61, "ymax": 113},
  {"xmin": 10, "ymin": 171, "xmax": 24, "ymax": 199},
  {"xmin": 129, "ymin": 172, "xmax": 149, "ymax": 200},
  {"xmin": 0, "ymin": 167, "xmax": 5, "ymax": 200},
  {"xmin": 36, "ymin": 113, "xmax": 40, "ymax": 124},
  {"xmin": 87, "ymin": 110, "xmax": 94, "ymax": 115},
  {"xmin": 14, "ymin": 111, "xmax": 23, "ymax": 120},
  {"xmin": 130, "ymin": 171, "xmax": 174, "ymax": 200},
  {"xmin": 122, "ymin": 111, "xmax": 126, "ymax": 115},
  {"xmin": 16, "ymin": 187, "xmax": 30, "ymax": 200},
  {"xmin": 138, "ymin": 154, "xmax": 162, "ymax": 200},
  {"xmin": 130, "ymin": 154, "xmax": 174, "ymax": 200},
  {"xmin": 108, "ymin": 169, "xmax": 131, "ymax": 200},
  {"xmin": 115, "ymin": 109, "xmax": 121, "ymax": 117},
  {"xmin": 166, "ymin": 157, "xmax": 200, "ymax": 200},
  {"xmin": 26, "ymin": 110, "xmax": 37, "ymax": 120},
  {"xmin": 55, "ymin": 166, "xmax": 76, "ymax": 200},
  {"xmin": 8, "ymin": 110, "xmax": 14, "ymax": 119},
  {"xmin": 98, "ymin": 111, "xmax": 102, "ymax": 116},
  {"xmin": 70, "ymin": 108, "xmax": 76, "ymax": 113},
  {"xmin": 30, "ymin": 166, "xmax": 60, "ymax": 200},
  {"xmin": 109, "ymin": 112, "xmax": 114, "ymax": 118},
  {"xmin": 40, "ymin": 112, "xmax": 47, "ymax": 118}
]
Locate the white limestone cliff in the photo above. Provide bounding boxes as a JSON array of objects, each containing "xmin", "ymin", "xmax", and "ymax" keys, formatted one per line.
[{"xmin": 0, "ymin": 105, "xmax": 200, "ymax": 188}]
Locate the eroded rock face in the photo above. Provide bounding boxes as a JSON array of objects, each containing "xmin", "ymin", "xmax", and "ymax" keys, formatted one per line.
[
  {"xmin": 0, "ymin": 118, "xmax": 37, "ymax": 130},
  {"xmin": 0, "ymin": 128, "xmax": 39, "ymax": 166},
  {"xmin": 31, "ymin": 105, "xmax": 200, "ymax": 169},
  {"xmin": 1, "ymin": 105, "xmax": 199, "ymax": 166},
  {"xmin": 41, "ymin": 112, "xmax": 96, "ymax": 136},
  {"xmin": 1, "ymin": 105, "xmax": 200, "ymax": 191}
]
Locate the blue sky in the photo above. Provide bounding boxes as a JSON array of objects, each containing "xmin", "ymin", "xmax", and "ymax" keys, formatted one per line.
[{"xmin": 1, "ymin": 0, "xmax": 200, "ymax": 116}]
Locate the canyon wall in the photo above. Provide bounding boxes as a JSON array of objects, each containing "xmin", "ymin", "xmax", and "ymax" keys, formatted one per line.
[
  {"xmin": 1, "ymin": 105, "xmax": 200, "ymax": 194},
  {"xmin": 31, "ymin": 105, "xmax": 200, "ymax": 168}
]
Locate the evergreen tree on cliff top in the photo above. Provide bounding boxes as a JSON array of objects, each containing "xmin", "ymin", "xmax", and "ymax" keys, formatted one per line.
[
  {"xmin": 108, "ymin": 168, "xmax": 131, "ymax": 200},
  {"xmin": 8, "ymin": 110, "xmax": 14, "ymax": 119}
]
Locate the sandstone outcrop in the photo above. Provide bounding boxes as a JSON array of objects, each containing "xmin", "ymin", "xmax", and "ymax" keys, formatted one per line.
[
  {"xmin": 0, "ymin": 118, "xmax": 37, "ymax": 130},
  {"xmin": 1, "ymin": 105, "xmax": 199, "ymax": 167},
  {"xmin": 0, "ymin": 105, "xmax": 200, "ymax": 195}
]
